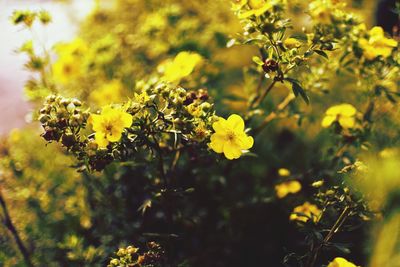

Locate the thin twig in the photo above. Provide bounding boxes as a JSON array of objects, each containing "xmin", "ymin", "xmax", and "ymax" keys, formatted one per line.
[
  {"xmin": 305, "ymin": 206, "xmax": 351, "ymax": 267},
  {"xmin": 0, "ymin": 190, "xmax": 34, "ymax": 267},
  {"xmin": 253, "ymin": 93, "xmax": 296, "ymax": 135}
]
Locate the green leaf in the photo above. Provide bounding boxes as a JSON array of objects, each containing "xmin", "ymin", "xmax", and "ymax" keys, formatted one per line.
[
  {"xmin": 252, "ymin": 56, "xmax": 264, "ymax": 66},
  {"xmin": 292, "ymin": 81, "xmax": 310, "ymax": 105},
  {"xmin": 314, "ymin": 50, "xmax": 329, "ymax": 59},
  {"xmin": 290, "ymin": 33, "xmax": 308, "ymax": 41}
]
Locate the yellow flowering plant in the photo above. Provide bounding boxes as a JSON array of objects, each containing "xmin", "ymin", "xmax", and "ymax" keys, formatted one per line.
[{"xmin": 3, "ymin": 0, "xmax": 400, "ymax": 266}]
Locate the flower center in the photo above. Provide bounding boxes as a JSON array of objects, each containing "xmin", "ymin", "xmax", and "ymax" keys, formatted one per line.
[
  {"xmin": 226, "ymin": 131, "xmax": 236, "ymax": 142},
  {"xmin": 105, "ymin": 124, "xmax": 113, "ymax": 135}
]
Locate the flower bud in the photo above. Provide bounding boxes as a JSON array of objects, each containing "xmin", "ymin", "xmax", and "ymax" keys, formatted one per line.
[
  {"xmin": 61, "ymin": 133, "xmax": 76, "ymax": 147},
  {"xmin": 60, "ymin": 98, "xmax": 71, "ymax": 106},
  {"xmin": 262, "ymin": 59, "xmax": 279, "ymax": 73},
  {"xmin": 38, "ymin": 114, "xmax": 50, "ymax": 124},
  {"xmin": 72, "ymin": 98, "xmax": 82, "ymax": 106},
  {"xmin": 46, "ymin": 95, "xmax": 56, "ymax": 103}
]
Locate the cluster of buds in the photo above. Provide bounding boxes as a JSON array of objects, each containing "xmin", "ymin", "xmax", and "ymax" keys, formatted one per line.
[
  {"xmin": 107, "ymin": 242, "xmax": 165, "ymax": 267},
  {"xmin": 39, "ymin": 95, "xmax": 89, "ymax": 151}
]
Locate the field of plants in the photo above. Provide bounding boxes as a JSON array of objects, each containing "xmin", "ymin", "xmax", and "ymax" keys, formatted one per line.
[{"xmin": 0, "ymin": 0, "xmax": 399, "ymax": 266}]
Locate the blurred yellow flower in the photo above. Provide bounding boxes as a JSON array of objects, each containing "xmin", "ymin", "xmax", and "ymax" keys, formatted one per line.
[
  {"xmin": 327, "ymin": 257, "xmax": 358, "ymax": 267},
  {"xmin": 321, "ymin": 104, "xmax": 357, "ymax": 129},
  {"xmin": 231, "ymin": 0, "xmax": 247, "ymax": 11},
  {"xmin": 161, "ymin": 51, "xmax": 203, "ymax": 83},
  {"xmin": 275, "ymin": 180, "xmax": 301, "ymax": 198},
  {"xmin": 308, "ymin": 0, "xmax": 345, "ymax": 24},
  {"xmin": 359, "ymin": 26, "xmax": 398, "ymax": 60},
  {"xmin": 290, "ymin": 202, "xmax": 321, "ymax": 223},
  {"xmin": 209, "ymin": 114, "xmax": 254, "ymax": 160},
  {"xmin": 278, "ymin": 168, "xmax": 291, "ymax": 177},
  {"xmin": 52, "ymin": 55, "xmax": 83, "ymax": 85},
  {"xmin": 284, "ymin": 38, "xmax": 301, "ymax": 49},
  {"xmin": 88, "ymin": 106, "xmax": 133, "ymax": 148},
  {"xmin": 52, "ymin": 38, "xmax": 88, "ymax": 85},
  {"xmin": 54, "ymin": 38, "xmax": 88, "ymax": 56},
  {"xmin": 238, "ymin": 0, "xmax": 272, "ymax": 19},
  {"xmin": 90, "ymin": 80, "xmax": 124, "ymax": 106}
]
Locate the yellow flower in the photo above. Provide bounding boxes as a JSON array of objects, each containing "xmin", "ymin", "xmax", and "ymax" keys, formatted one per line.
[
  {"xmin": 327, "ymin": 257, "xmax": 358, "ymax": 267},
  {"xmin": 88, "ymin": 106, "xmax": 133, "ymax": 148},
  {"xmin": 161, "ymin": 51, "xmax": 203, "ymax": 83},
  {"xmin": 89, "ymin": 80, "xmax": 124, "ymax": 106},
  {"xmin": 52, "ymin": 55, "xmax": 83, "ymax": 85},
  {"xmin": 209, "ymin": 114, "xmax": 254, "ymax": 160},
  {"xmin": 275, "ymin": 180, "xmax": 302, "ymax": 198},
  {"xmin": 238, "ymin": 0, "xmax": 272, "ymax": 19},
  {"xmin": 290, "ymin": 202, "xmax": 322, "ymax": 223},
  {"xmin": 321, "ymin": 104, "xmax": 357, "ymax": 129},
  {"xmin": 52, "ymin": 38, "xmax": 88, "ymax": 85},
  {"xmin": 359, "ymin": 26, "xmax": 398, "ymax": 60},
  {"xmin": 278, "ymin": 168, "xmax": 291, "ymax": 177}
]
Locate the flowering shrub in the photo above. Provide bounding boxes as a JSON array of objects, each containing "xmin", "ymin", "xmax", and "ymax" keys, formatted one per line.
[{"xmin": 1, "ymin": 0, "xmax": 400, "ymax": 266}]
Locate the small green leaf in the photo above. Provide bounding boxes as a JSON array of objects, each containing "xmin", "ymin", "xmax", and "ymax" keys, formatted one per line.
[
  {"xmin": 252, "ymin": 56, "xmax": 264, "ymax": 66},
  {"xmin": 314, "ymin": 50, "xmax": 329, "ymax": 59},
  {"xmin": 292, "ymin": 82, "xmax": 310, "ymax": 105}
]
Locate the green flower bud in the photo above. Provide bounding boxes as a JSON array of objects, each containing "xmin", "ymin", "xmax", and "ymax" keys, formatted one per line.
[
  {"xmin": 38, "ymin": 114, "xmax": 50, "ymax": 124},
  {"xmin": 60, "ymin": 98, "xmax": 71, "ymax": 106}
]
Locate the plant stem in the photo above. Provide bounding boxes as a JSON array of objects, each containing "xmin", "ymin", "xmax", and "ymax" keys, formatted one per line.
[
  {"xmin": 0, "ymin": 191, "xmax": 34, "ymax": 267},
  {"xmin": 305, "ymin": 206, "xmax": 351, "ymax": 267},
  {"xmin": 253, "ymin": 93, "xmax": 295, "ymax": 135},
  {"xmin": 250, "ymin": 80, "xmax": 277, "ymax": 109}
]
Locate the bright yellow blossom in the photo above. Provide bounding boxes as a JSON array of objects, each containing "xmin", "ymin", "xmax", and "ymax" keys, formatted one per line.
[
  {"xmin": 284, "ymin": 38, "xmax": 302, "ymax": 49},
  {"xmin": 290, "ymin": 202, "xmax": 322, "ymax": 223},
  {"xmin": 238, "ymin": 0, "xmax": 272, "ymax": 19},
  {"xmin": 275, "ymin": 180, "xmax": 301, "ymax": 198},
  {"xmin": 278, "ymin": 168, "xmax": 291, "ymax": 177},
  {"xmin": 161, "ymin": 51, "xmax": 203, "ymax": 83},
  {"xmin": 327, "ymin": 257, "xmax": 358, "ymax": 267},
  {"xmin": 359, "ymin": 26, "xmax": 398, "ymax": 60},
  {"xmin": 88, "ymin": 106, "xmax": 133, "ymax": 148},
  {"xmin": 321, "ymin": 104, "xmax": 357, "ymax": 129},
  {"xmin": 90, "ymin": 80, "xmax": 124, "ymax": 106},
  {"xmin": 209, "ymin": 114, "xmax": 254, "ymax": 160}
]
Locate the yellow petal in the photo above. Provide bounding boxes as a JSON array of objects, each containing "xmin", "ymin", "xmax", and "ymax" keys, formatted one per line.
[
  {"xmin": 327, "ymin": 257, "xmax": 357, "ymax": 267},
  {"xmin": 321, "ymin": 115, "xmax": 335, "ymax": 128},
  {"xmin": 338, "ymin": 117, "xmax": 355, "ymax": 129},
  {"xmin": 89, "ymin": 114, "xmax": 103, "ymax": 131},
  {"xmin": 288, "ymin": 181, "xmax": 302, "ymax": 193},
  {"xmin": 227, "ymin": 114, "xmax": 245, "ymax": 132},
  {"xmin": 223, "ymin": 143, "xmax": 242, "ymax": 160},
  {"xmin": 120, "ymin": 112, "xmax": 133, "ymax": 128},
  {"xmin": 369, "ymin": 26, "xmax": 384, "ymax": 37},
  {"xmin": 237, "ymin": 134, "xmax": 254, "ymax": 150},
  {"xmin": 106, "ymin": 130, "xmax": 123, "ymax": 142},
  {"xmin": 212, "ymin": 117, "xmax": 228, "ymax": 132},
  {"xmin": 338, "ymin": 104, "xmax": 356, "ymax": 116},
  {"xmin": 95, "ymin": 132, "xmax": 109, "ymax": 148},
  {"xmin": 209, "ymin": 133, "xmax": 225, "ymax": 153}
]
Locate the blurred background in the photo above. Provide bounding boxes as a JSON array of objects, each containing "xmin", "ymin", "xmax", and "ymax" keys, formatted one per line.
[{"xmin": 0, "ymin": 0, "xmax": 95, "ymax": 135}]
